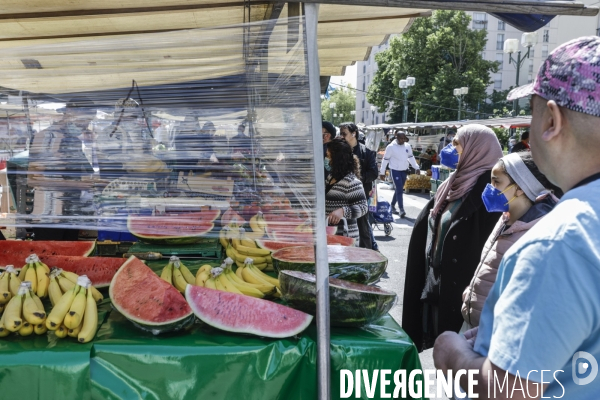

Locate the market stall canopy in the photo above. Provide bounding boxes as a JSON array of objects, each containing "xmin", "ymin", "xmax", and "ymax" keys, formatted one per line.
[{"xmin": 368, "ymin": 116, "xmax": 532, "ymax": 130}]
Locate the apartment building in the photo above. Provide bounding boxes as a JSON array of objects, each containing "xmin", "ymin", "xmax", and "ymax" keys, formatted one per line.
[{"xmin": 355, "ymin": 40, "xmax": 392, "ymax": 125}]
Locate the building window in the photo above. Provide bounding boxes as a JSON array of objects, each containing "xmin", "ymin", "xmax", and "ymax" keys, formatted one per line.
[
  {"xmin": 376, "ymin": 116, "xmax": 379, "ymax": 124},
  {"xmin": 530, "ymin": 48, "xmax": 534, "ymax": 58},
  {"xmin": 542, "ymin": 45, "xmax": 548, "ymax": 58},
  {"xmin": 481, "ymin": 51, "xmax": 486, "ymax": 59},
  {"xmin": 528, "ymin": 59, "xmax": 534, "ymax": 73},
  {"xmin": 494, "ymin": 73, "xmax": 502, "ymax": 89},
  {"xmin": 528, "ymin": 74, "xmax": 533, "ymax": 84},
  {"xmin": 473, "ymin": 13, "xmax": 488, "ymax": 30},
  {"xmin": 496, "ymin": 53, "xmax": 504, "ymax": 70},
  {"xmin": 362, "ymin": 80, "xmax": 365, "ymax": 92},
  {"xmin": 363, "ymin": 64, "xmax": 366, "ymax": 73},
  {"xmin": 496, "ymin": 34, "xmax": 504, "ymax": 50},
  {"xmin": 362, "ymin": 99, "xmax": 365, "ymax": 108},
  {"xmin": 597, "ymin": 27, "xmax": 600, "ymax": 36},
  {"xmin": 362, "ymin": 111, "xmax": 365, "ymax": 122},
  {"xmin": 543, "ymin": 30, "xmax": 549, "ymax": 42},
  {"xmin": 498, "ymin": 20, "xmax": 505, "ymax": 30}
]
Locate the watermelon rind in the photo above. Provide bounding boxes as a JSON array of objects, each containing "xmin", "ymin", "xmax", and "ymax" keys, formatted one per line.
[
  {"xmin": 127, "ymin": 211, "xmax": 220, "ymax": 245},
  {"xmin": 185, "ymin": 284, "xmax": 313, "ymax": 338},
  {"xmin": 271, "ymin": 245, "xmax": 387, "ymax": 284},
  {"xmin": 256, "ymin": 235, "xmax": 354, "ymax": 252},
  {"xmin": 109, "ymin": 256, "xmax": 194, "ymax": 335},
  {"xmin": 279, "ymin": 270, "xmax": 397, "ymax": 327},
  {"xmin": 0, "ymin": 240, "xmax": 96, "ymax": 268}
]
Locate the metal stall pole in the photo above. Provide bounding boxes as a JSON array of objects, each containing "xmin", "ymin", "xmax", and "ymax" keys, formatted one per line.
[{"xmin": 304, "ymin": 4, "xmax": 330, "ymax": 400}]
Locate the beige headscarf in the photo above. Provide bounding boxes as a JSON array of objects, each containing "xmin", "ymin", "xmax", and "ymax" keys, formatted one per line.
[{"xmin": 432, "ymin": 124, "xmax": 503, "ymax": 216}]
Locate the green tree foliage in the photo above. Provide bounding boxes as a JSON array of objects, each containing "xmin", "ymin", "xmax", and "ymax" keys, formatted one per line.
[
  {"xmin": 321, "ymin": 84, "xmax": 356, "ymax": 125},
  {"xmin": 368, "ymin": 11, "xmax": 499, "ymax": 123}
]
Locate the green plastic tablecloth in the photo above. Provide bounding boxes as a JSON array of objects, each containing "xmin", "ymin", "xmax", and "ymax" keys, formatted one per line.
[{"xmin": 0, "ymin": 259, "xmax": 424, "ymax": 399}]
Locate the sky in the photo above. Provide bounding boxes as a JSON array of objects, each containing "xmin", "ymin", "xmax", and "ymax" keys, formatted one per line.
[{"xmin": 329, "ymin": 64, "xmax": 357, "ymax": 91}]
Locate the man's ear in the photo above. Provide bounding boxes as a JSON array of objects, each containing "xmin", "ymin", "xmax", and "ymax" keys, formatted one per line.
[{"xmin": 541, "ymin": 100, "xmax": 564, "ymax": 142}]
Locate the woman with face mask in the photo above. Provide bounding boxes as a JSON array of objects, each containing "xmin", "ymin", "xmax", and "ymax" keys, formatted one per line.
[
  {"xmin": 325, "ymin": 138, "xmax": 368, "ymax": 246},
  {"xmin": 460, "ymin": 152, "xmax": 562, "ymax": 330},
  {"xmin": 402, "ymin": 124, "xmax": 504, "ymax": 351}
]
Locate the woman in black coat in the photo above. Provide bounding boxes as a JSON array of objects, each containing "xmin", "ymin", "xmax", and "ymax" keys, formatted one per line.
[{"xmin": 401, "ymin": 125, "xmax": 503, "ymax": 351}]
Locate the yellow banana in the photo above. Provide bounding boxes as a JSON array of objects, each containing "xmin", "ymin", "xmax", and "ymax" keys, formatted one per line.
[
  {"xmin": 36, "ymin": 263, "xmax": 50, "ymax": 298},
  {"xmin": 78, "ymin": 286, "xmax": 98, "ymax": 343},
  {"xmin": 217, "ymin": 273, "xmax": 242, "ymax": 295},
  {"xmin": 219, "ymin": 228, "xmax": 229, "ymax": 249},
  {"xmin": 198, "ymin": 265, "xmax": 213, "ymax": 274},
  {"xmin": 235, "ymin": 253, "xmax": 267, "ymax": 265},
  {"xmin": 55, "ymin": 324, "xmax": 68, "ymax": 338},
  {"xmin": 223, "ymin": 270, "xmax": 265, "ymax": 298},
  {"xmin": 0, "ymin": 273, "xmax": 11, "ymax": 305},
  {"xmin": 160, "ymin": 263, "xmax": 173, "ymax": 285},
  {"xmin": 23, "ymin": 291, "xmax": 46, "ymax": 325},
  {"xmin": 235, "ymin": 244, "xmax": 270, "ymax": 257},
  {"xmin": 3, "ymin": 292, "xmax": 23, "ymax": 332},
  {"xmin": 226, "ymin": 268, "xmax": 275, "ymax": 294},
  {"xmin": 179, "ymin": 263, "xmax": 196, "ymax": 285},
  {"xmin": 48, "ymin": 276, "xmax": 64, "ymax": 307},
  {"xmin": 253, "ymin": 262, "xmax": 268, "ymax": 271},
  {"xmin": 34, "ymin": 320, "xmax": 48, "ymax": 335},
  {"xmin": 24, "ymin": 264, "xmax": 37, "ymax": 293},
  {"xmin": 231, "ymin": 233, "xmax": 242, "ymax": 249},
  {"xmin": 90, "ymin": 286, "xmax": 104, "ymax": 303},
  {"xmin": 241, "ymin": 266, "xmax": 272, "ymax": 286},
  {"xmin": 214, "ymin": 277, "xmax": 226, "ymax": 291},
  {"xmin": 8, "ymin": 271, "xmax": 22, "ymax": 296},
  {"xmin": 0, "ymin": 309, "xmax": 9, "ymax": 337},
  {"xmin": 60, "ymin": 271, "xmax": 80, "ymax": 284},
  {"xmin": 195, "ymin": 270, "xmax": 210, "ymax": 287},
  {"xmin": 204, "ymin": 278, "xmax": 217, "ymax": 290},
  {"xmin": 68, "ymin": 322, "xmax": 82, "ymax": 337},
  {"xmin": 31, "ymin": 290, "xmax": 44, "ymax": 311},
  {"xmin": 18, "ymin": 322, "xmax": 33, "ymax": 336},
  {"xmin": 240, "ymin": 238, "xmax": 257, "ymax": 248},
  {"xmin": 172, "ymin": 266, "xmax": 188, "ymax": 293},
  {"xmin": 248, "ymin": 264, "xmax": 280, "ymax": 287},
  {"xmin": 257, "ymin": 212, "xmax": 267, "ymax": 231},
  {"xmin": 249, "ymin": 214, "xmax": 262, "ymax": 234},
  {"xmin": 65, "ymin": 287, "xmax": 87, "ymax": 329},
  {"xmin": 0, "ymin": 303, "xmax": 4, "ymax": 314},
  {"xmin": 18, "ymin": 264, "xmax": 29, "ymax": 280},
  {"xmin": 57, "ymin": 275, "xmax": 75, "ymax": 293},
  {"xmin": 236, "ymin": 265, "xmax": 245, "ymax": 280},
  {"xmin": 46, "ymin": 286, "xmax": 78, "ymax": 330},
  {"xmin": 36, "ymin": 261, "xmax": 50, "ymax": 274},
  {"xmin": 263, "ymin": 264, "xmax": 275, "ymax": 272}
]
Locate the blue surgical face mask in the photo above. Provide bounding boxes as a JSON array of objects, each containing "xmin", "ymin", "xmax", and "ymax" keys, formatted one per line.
[
  {"xmin": 481, "ymin": 183, "xmax": 517, "ymax": 212},
  {"xmin": 440, "ymin": 143, "xmax": 460, "ymax": 169},
  {"xmin": 324, "ymin": 157, "xmax": 331, "ymax": 172}
]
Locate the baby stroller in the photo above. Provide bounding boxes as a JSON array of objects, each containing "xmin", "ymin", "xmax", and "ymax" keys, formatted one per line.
[{"xmin": 370, "ymin": 200, "xmax": 393, "ymax": 236}]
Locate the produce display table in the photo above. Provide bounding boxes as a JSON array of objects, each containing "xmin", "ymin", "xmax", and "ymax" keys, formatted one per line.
[{"xmin": 0, "ymin": 309, "xmax": 423, "ymax": 399}]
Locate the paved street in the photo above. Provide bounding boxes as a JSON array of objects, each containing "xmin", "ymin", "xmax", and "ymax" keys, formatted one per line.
[{"xmin": 373, "ymin": 181, "xmax": 449, "ymax": 400}]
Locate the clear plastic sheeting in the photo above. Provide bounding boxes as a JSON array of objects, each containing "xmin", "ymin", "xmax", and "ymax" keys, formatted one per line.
[{"xmin": 0, "ymin": 17, "xmax": 319, "ymax": 244}]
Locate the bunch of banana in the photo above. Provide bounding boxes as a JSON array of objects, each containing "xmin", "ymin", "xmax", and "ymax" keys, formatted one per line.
[
  {"xmin": 0, "ymin": 265, "xmax": 23, "ymax": 307},
  {"xmin": 195, "ymin": 264, "xmax": 213, "ymax": 287},
  {"xmin": 235, "ymin": 258, "xmax": 280, "ymax": 296},
  {"xmin": 219, "ymin": 226, "xmax": 230, "ymax": 249},
  {"xmin": 160, "ymin": 256, "xmax": 195, "ymax": 293},
  {"xmin": 227, "ymin": 228, "xmax": 273, "ymax": 270},
  {"xmin": 45, "ymin": 276, "xmax": 98, "ymax": 343},
  {"xmin": 47, "ymin": 268, "xmax": 103, "ymax": 307},
  {"xmin": 247, "ymin": 211, "xmax": 267, "ymax": 239},
  {"xmin": 17, "ymin": 255, "xmax": 50, "ymax": 298},
  {"xmin": 0, "ymin": 282, "xmax": 47, "ymax": 338}
]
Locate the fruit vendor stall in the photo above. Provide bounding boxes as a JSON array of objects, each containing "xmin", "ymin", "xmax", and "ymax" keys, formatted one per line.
[{"xmin": 0, "ymin": 1, "xmax": 597, "ymax": 399}]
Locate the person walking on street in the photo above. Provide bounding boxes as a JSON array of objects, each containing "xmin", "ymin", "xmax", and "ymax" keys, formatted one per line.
[
  {"xmin": 379, "ymin": 130, "xmax": 420, "ymax": 217},
  {"xmin": 339, "ymin": 123, "xmax": 378, "ymax": 250},
  {"xmin": 509, "ymin": 130, "xmax": 530, "ymax": 153},
  {"xmin": 433, "ymin": 36, "xmax": 600, "ymax": 399}
]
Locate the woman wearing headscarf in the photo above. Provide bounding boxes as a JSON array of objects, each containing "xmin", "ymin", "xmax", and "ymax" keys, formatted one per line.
[
  {"xmin": 401, "ymin": 124, "xmax": 504, "ymax": 351},
  {"xmin": 325, "ymin": 137, "xmax": 368, "ymax": 246}
]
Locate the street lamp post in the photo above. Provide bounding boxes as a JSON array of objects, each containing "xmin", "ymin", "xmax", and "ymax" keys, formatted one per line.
[
  {"xmin": 333, "ymin": 113, "xmax": 337, "ymax": 125},
  {"xmin": 399, "ymin": 76, "xmax": 415, "ymax": 123},
  {"xmin": 370, "ymin": 105, "xmax": 376, "ymax": 125},
  {"xmin": 350, "ymin": 110, "xmax": 356, "ymax": 123},
  {"xmin": 329, "ymin": 102, "xmax": 336, "ymax": 123},
  {"xmin": 453, "ymin": 87, "xmax": 469, "ymax": 120},
  {"xmin": 339, "ymin": 113, "xmax": 344, "ymax": 123},
  {"xmin": 504, "ymin": 32, "xmax": 537, "ymax": 115}
]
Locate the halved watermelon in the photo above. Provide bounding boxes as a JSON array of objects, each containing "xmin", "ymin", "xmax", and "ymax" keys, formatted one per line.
[
  {"xmin": 185, "ymin": 284, "xmax": 312, "ymax": 338},
  {"xmin": 109, "ymin": 256, "xmax": 194, "ymax": 334},
  {"xmin": 279, "ymin": 270, "xmax": 397, "ymax": 327},
  {"xmin": 271, "ymin": 245, "xmax": 387, "ymax": 284},
  {"xmin": 127, "ymin": 210, "xmax": 220, "ymax": 244},
  {"xmin": 256, "ymin": 235, "xmax": 354, "ymax": 252},
  {"xmin": 42, "ymin": 255, "xmax": 123, "ymax": 288},
  {"xmin": 0, "ymin": 241, "xmax": 95, "ymax": 268}
]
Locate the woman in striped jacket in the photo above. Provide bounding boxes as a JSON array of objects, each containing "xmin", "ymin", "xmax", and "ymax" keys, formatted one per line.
[{"xmin": 325, "ymin": 138, "xmax": 368, "ymax": 246}]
